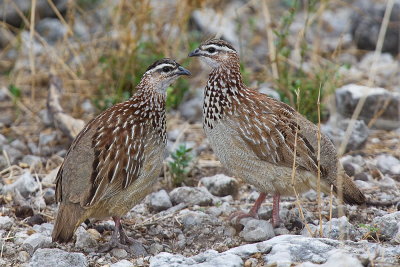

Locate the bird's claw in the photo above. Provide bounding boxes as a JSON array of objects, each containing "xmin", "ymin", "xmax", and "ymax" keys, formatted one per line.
[{"xmin": 228, "ymin": 210, "xmax": 259, "ymax": 225}]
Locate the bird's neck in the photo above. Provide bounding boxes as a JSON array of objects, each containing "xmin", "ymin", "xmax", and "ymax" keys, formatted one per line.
[
  {"xmin": 203, "ymin": 61, "xmax": 246, "ymax": 129},
  {"xmin": 130, "ymin": 87, "xmax": 167, "ymax": 143},
  {"xmin": 133, "ymin": 85, "xmax": 166, "ymax": 110}
]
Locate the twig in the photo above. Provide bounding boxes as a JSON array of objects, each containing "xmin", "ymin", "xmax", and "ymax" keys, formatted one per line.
[
  {"xmin": 47, "ymin": 75, "xmax": 85, "ymax": 139},
  {"xmin": 34, "ymin": 172, "xmax": 43, "ymax": 213},
  {"xmin": 0, "ymin": 229, "xmax": 13, "ymax": 258},
  {"xmin": 29, "ymin": 0, "xmax": 37, "ymax": 101}
]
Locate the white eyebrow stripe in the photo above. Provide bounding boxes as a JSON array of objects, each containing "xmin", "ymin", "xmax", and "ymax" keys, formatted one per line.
[
  {"xmin": 149, "ymin": 63, "xmax": 176, "ymax": 72},
  {"xmin": 202, "ymin": 44, "xmax": 234, "ymax": 53}
]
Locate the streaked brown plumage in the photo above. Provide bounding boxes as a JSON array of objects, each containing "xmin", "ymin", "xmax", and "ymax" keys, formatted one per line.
[
  {"xmin": 189, "ymin": 39, "xmax": 365, "ymax": 227},
  {"xmin": 52, "ymin": 59, "xmax": 190, "ymax": 247}
]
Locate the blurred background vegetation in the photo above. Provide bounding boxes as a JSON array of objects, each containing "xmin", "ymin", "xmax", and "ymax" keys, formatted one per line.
[{"xmin": 0, "ymin": 0, "xmax": 398, "ymax": 125}]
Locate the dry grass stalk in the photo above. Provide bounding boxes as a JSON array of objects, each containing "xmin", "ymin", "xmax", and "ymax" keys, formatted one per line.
[
  {"xmin": 4, "ymin": 87, "xmax": 41, "ymax": 122},
  {"xmin": 310, "ymin": 1, "xmax": 327, "ymax": 66},
  {"xmin": 261, "ymin": 0, "xmax": 278, "ymax": 80},
  {"xmin": 329, "ymin": 184, "xmax": 333, "ymax": 233},
  {"xmin": 0, "ymin": 165, "xmax": 24, "ymax": 180},
  {"xmin": 8, "ymin": 0, "xmax": 30, "ymax": 26},
  {"xmin": 8, "ymin": 2, "xmax": 79, "ymax": 80},
  {"xmin": 46, "ymin": 0, "xmax": 85, "ymax": 74},
  {"xmin": 291, "ymin": 88, "xmax": 313, "ymax": 236},
  {"xmin": 316, "ymin": 84, "xmax": 323, "ymax": 237},
  {"xmin": 29, "ymin": 0, "xmax": 37, "ymax": 100},
  {"xmin": 367, "ymin": 98, "xmax": 392, "ymax": 128},
  {"xmin": 336, "ymin": 164, "xmax": 344, "ymax": 240},
  {"xmin": 34, "ymin": 172, "xmax": 43, "ymax": 213},
  {"xmin": 0, "ymin": 229, "xmax": 13, "ymax": 258},
  {"xmin": 46, "ymin": 0, "xmax": 73, "ymax": 35},
  {"xmin": 338, "ymin": 0, "xmax": 395, "ymax": 157},
  {"xmin": 2, "ymin": 150, "xmax": 11, "ymax": 171}
]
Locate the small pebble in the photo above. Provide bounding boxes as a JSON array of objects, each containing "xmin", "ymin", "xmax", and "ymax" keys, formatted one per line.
[
  {"xmin": 23, "ymin": 233, "xmax": 52, "ymax": 255},
  {"xmin": 15, "ymin": 206, "xmax": 34, "ymax": 219},
  {"xmin": 200, "ymin": 174, "xmax": 239, "ymax": 197},
  {"xmin": 27, "ymin": 214, "xmax": 46, "ymax": 226},
  {"xmin": 43, "ymin": 188, "xmax": 56, "ymax": 205},
  {"xmin": 111, "ymin": 248, "xmax": 128, "ymax": 259},
  {"xmin": 244, "ymin": 258, "xmax": 258, "ymax": 267},
  {"xmin": 17, "ymin": 250, "xmax": 30, "ymax": 262},
  {"xmin": 111, "ymin": 259, "xmax": 134, "ymax": 267},
  {"xmin": 0, "ymin": 216, "xmax": 14, "ymax": 230},
  {"xmin": 239, "ymin": 218, "xmax": 275, "ymax": 242},
  {"xmin": 87, "ymin": 228, "xmax": 101, "ymax": 240},
  {"xmin": 148, "ymin": 190, "xmax": 172, "ymax": 212},
  {"xmin": 149, "ymin": 243, "xmax": 163, "ymax": 255},
  {"xmin": 354, "ymin": 172, "xmax": 369, "ymax": 181}
]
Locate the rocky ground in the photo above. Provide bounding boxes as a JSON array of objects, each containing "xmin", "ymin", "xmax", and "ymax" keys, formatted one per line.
[
  {"xmin": 1, "ymin": 117, "xmax": 400, "ymax": 267},
  {"xmin": 0, "ymin": 0, "xmax": 400, "ymax": 267}
]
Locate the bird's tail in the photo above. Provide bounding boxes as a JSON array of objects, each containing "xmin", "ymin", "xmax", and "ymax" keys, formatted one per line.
[
  {"xmin": 340, "ymin": 174, "xmax": 366, "ymax": 205},
  {"xmin": 52, "ymin": 203, "xmax": 84, "ymax": 243}
]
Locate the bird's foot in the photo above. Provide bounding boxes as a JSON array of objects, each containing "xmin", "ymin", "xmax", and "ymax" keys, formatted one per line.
[
  {"xmin": 228, "ymin": 209, "xmax": 259, "ymax": 225},
  {"xmin": 98, "ymin": 221, "xmax": 132, "ymax": 253},
  {"xmin": 229, "ymin": 192, "xmax": 267, "ymax": 225},
  {"xmin": 98, "ymin": 237, "xmax": 130, "ymax": 253},
  {"xmin": 98, "ymin": 228, "xmax": 147, "ymax": 256},
  {"xmin": 119, "ymin": 228, "xmax": 135, "ymax": 245}
]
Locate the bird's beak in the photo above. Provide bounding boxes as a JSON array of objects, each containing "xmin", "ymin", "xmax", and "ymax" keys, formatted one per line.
[
  {"xmin": 188, "ymin": 48, "xmax": 201, "ymax": 57},
  {"xmin": 176, "ymin": 66, "xmax": 191, "ymax": 76}
]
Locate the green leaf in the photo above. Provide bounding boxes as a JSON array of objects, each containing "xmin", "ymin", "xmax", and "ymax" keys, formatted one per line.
[{"xmin": 9, "ymin": 84, "xmax": 21, "ymax": 99}]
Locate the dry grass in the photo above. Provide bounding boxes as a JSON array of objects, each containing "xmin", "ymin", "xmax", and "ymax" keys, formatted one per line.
[
  {"xmin": 2, "ymin": 0, "xmax": 207, "ymax": 115},
  {"xmin": 1, "ymin": 0, "xmax": 379, "ymax": 122}
]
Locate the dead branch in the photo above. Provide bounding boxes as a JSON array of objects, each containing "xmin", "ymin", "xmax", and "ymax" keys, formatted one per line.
[{"xmin": 47, "ymin": 75, "xmax": 85, "ymax": 139}]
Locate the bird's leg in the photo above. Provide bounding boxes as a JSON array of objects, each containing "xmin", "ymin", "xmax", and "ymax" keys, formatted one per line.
[
  {"xmin": 271, "ymin": 193, "xmax": 280, "ymax": 227},
  {"xmin": 112, "ymin": 216, "xmax": 134, "ymax": 245},
  {"xmin": 99, "ymin": 217, "xmax": 133, "ymax": 252},
  {"xmin": 109, "ymin": 219, "xmax": 120, "ymax": 245},
  {"xmin": 248, "ymin": 192, "xmax": 267, "ymax": 216},
  {"xmin": 229, "ymin": 192, "xmax": 267, "ymax": 223}
]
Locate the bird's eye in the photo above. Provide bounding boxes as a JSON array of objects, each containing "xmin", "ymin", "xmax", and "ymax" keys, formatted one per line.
[
  {"xmin": 162, "ymin": 66, "xmax": 172, "ymax": 72},
  {"xmin": 207, "ymin": 47, "xmax": 216, "ymax": 53}
]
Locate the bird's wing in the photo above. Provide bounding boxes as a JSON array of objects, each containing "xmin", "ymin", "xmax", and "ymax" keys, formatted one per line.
[
  {"xmin": 82, "ymin": 115, "xmax": 146, "ymax": 207},
  {"xmin": 55, "ymin": 117, "xmax": 98, "ymax": 203},
  {"xmin": 55, "ymin": 103, "xmax": 146, "ymax": 207},
  {"xmin": 230, "ymin": 92, "xmax": 322, "ymax": 175}
]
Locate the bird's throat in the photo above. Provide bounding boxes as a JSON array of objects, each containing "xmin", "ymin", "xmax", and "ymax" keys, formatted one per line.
[{"xmin": 203, "ymin": 65, "xmax": 243, "ymax": 129}]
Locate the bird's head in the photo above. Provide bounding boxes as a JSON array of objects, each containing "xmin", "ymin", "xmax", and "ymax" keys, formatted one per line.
[
  {"xmin": 141, "ymin": 58, "xmax": 191, "ymax": 93},
  {"xmin": 188, "ymin": 39, "xmax": 238, "ymax": 68}
]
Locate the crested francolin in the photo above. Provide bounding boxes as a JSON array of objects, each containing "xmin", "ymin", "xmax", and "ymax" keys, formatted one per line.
[
  {"xmin": 52, "ymin": 59, "xmax": 190, "ymax": 249},
  {"xmin": 189, "ymin": 39, "xmax": 365, "ymax": 227}
]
